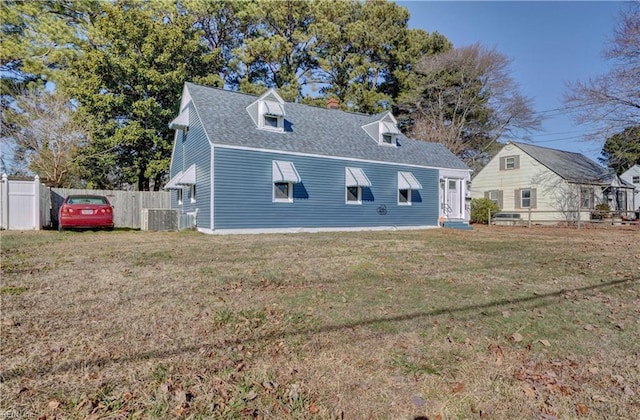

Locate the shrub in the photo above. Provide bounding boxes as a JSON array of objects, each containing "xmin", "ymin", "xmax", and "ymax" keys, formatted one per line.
[
  {"xmin": 470, "ymin": 198, "xmax": 500, "ymax": 224},
  {"xmin": 591, "ymin": 203, "xmax": 610, "ymax": 220}
]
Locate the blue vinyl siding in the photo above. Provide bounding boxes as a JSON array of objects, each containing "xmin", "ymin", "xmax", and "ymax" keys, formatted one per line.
[
  {"xmin": 213, "ymin": 148, "xmax": 439, "ymax": 230},
  {"xmin": 169, "ymin": 103, "xmax": 212, "ymax": 229}
]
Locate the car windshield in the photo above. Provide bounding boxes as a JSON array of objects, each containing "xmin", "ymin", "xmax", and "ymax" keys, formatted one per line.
[{"xmin": 67, "ymin": 196, "xmax": 109, "ymax": 205}]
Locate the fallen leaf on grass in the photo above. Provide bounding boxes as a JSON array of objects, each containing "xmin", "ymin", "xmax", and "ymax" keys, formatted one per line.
[
  {"xmin": 575, "ymin": 403, "xmax": 589, "ymax": 415},
  {"xmin": 452, "ymin": 382, "xmax": 465, "ymax": 393},
  {"xmin": 538, "ymin": 339, "xmax": 551, "ymax": 347},
  {"xmin": 48, "ymin": 399, "xmax": 61, "ymax": 410},
  {"xmin": 522, "ymin": 384, "xmax": 536, "ymax": 397},
  {"xmin": 583, "ymin": 324, "xmax": 595, "ymax": 331},
  {"xmin": 511, "ymin": 333, "xmax": 523, "ymax": 342},
  {"xmin": 308, "ymin": 403, "xmax": 319, "ymax": 414}
]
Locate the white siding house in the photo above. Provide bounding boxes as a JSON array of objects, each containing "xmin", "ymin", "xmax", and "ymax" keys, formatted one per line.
[
  {"xmin": 620, "ymin": 164, "xmax": 640, "ymax": 212},
  {"xmin": 471, "ymin": 142, "xmax": 636, "ymax": 223}
]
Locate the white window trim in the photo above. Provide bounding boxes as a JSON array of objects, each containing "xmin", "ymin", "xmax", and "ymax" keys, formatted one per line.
[
  {"xmin": 177, "ymin": 189, "xmax": 183, "ymax": 205},
  {"xmin": 259, "ymin": 101, "xmax": 285, "ymax": 132},
  {"xmin": 189, "ymin": 185, "xmax": 196, "ymax": 204},
  {"xmin": 273, "ymin": 181, "xmax": 293, "ymax": 203},
  {"xmin": 398, "ymin": 188, "xmax": 411, "ymax": 205},
  {"xmin": 505, "ymin": 156, "xmax": 516, "ymax": 170},
  {"xmin": 346, "ymin": 185, "xmax": 362, "ymax": 204}
]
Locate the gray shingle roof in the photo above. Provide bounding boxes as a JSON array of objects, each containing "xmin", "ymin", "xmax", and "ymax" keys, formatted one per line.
[
  {"xmin": 513, "ymin": 142, "xmax": 610, "ymax": 184},
  {"xmin": 185, "ymin": 82, "xmax": 469, "ymax": 170}
]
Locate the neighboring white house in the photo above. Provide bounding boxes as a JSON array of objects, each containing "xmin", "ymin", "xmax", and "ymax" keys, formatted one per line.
[
  {"xmin": 470, "ymin": 142, "xmax": 636, "ymax": 223},
  {"xmin": 620, "ymin": 164, "xmax": 640, "ymax": 211}
]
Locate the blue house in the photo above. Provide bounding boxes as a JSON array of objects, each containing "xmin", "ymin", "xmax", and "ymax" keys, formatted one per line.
[{"xmin": 165, "ymin": 82, "xmax": 471, "ymax": 233}]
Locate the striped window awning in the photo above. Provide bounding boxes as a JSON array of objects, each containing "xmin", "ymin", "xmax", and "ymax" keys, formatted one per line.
[
  {"xmin": 165, "ymin": 165, "xmax": 196, "ymax": 189},
  {"xmin": 345, "ymin": 167, "xmax": 371, "ymax": 187},
  {"xmin": 381, "ymin": 121, "xmax": 400, "ymax": 134},
  {"xmin": 176, "ymin": 165, "xmax": 196, "ymax": 185},
  {"xmin": 398, "ymin": 171, "xmax": 422, "ymax": 190},
  {"xmin": 164, "ymin": 171, "xmax": 183, "ymax": 190},
  {"xmin": 263, "ymin": 100, "xmax": 285, "ymax": 117},
  {"xmin": 169, "ymin": 107, "xmax": 189, "ymax": 129},
  {"xmin": 272, "ymin": 160, "xmax": 301, "ymax": 183}
]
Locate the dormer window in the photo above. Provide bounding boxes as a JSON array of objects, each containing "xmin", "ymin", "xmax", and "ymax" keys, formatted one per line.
[
  {"xmin": 264, "ymin": 115, "xmax": 279, "ymax": 128},
  {"xmin": 361, "ymin": 112, "xmax": 401, "ymax": 147},
  {"xmin": 380, "ymin": 121, "xmax": 399, "ymax": 146},
  {"xmin": 247, "ymin": 90, "xmax": 286, "ymax": 133}
]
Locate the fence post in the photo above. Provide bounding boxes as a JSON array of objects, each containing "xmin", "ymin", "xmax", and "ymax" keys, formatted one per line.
[
  {"xmin": 1, "ymin": 174, "xmax": 7, "ymax": 229},
  {"xmin": 488, "ymin": 209, "xmax": 491, "ymax": 226},
  {"xmin": 33, "ymin": 175, "xmax": 41, "ymax": 230},
  {"xmin": 528, "ymin": 208, "xmax": 531, "ymax": 228}
]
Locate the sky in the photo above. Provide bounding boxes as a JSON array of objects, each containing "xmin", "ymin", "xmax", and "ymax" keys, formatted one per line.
[{"xmin": 399, "ymin": 0, "xmax": 629, "ymax": 162}]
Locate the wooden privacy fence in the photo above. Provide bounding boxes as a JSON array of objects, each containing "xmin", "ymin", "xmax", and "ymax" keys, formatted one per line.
[{"xmin": 51, "ymin": 188, "xmax": 171, "ymax": 229}]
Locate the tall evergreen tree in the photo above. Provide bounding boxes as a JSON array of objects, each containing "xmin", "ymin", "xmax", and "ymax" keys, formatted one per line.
[{"xmin": 65, "ymin": 0, "xmax": 217, "ymax": 190}]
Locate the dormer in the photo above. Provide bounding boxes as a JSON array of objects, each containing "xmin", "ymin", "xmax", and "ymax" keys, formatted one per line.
[
  {"xmin": 361, "ymin": 112, "xmax": 401, "ymax": 146},
  {"xmin": 246, "ymin": 89, "xmax": 286, "ymax": 132}
]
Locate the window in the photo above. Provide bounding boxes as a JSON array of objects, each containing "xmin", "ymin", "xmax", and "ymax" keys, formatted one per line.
[
  {"xmin": 397, "ymin": 172, "xmax": 422, "ymax": 205},
  {"xmin": 521, "ymin": 189, "xmax": 531, "ymax": 208},
  {"xmin": 345, "ymin": 167, "xmax": 371, "ymax": 205},
  {"xmin": 272, "ymin": 160, "xmax": 300, "ymax": 203},
  {"xmin": 580, "ymin": 187, "xmax": 592, "ymax": 209},
  {"xmin": 273, "ymin": 182, "xmax": 292, "ymax": 202},
  {"xmin": 398, "ymin": 189, "xmax": 410, "ymax": 205},
  {"xmin": 177, "ymin": 189, "xmax": 183, "ymax": 205},
  {"xmin": 260, "ymin": 100, "xmax": 285, "ymax": 131},
  {"xmin": 264, "ymin": 115, "xmax": 279, "ymax": 128},
  {"xmin": 379, "ymin": 121, "xmax": 399, "ymax": 146},
  {"xmin": 633, "ymin": 176, "xmax": 640, "ymax": 184},
  {"xmin": 189, "ymin": 185, "xmax": 196, "ymax": 203},
  {"xmin": 500, "ymin": 155, "xmax": 520, "ymax": 170},
  {"xmin": 486, "ymin": 190, "xmax": 502, "ymax": 207},
  {"xmin": 514, "ymin": 188, "xmax": 536, "ymax": 208},
  {"xmin": 346, "ymin": 186, "xmax": 361, "ymax": 203}
]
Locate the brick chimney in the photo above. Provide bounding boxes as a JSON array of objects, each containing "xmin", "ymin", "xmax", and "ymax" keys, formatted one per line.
[{"xmin": 326, "ymin": 98, "xmax": 340, "ymax": 109}]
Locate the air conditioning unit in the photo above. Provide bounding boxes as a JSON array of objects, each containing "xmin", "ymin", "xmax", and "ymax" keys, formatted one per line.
[{"xmin": 141, "ymin": 208, "xmax": 179, "ymax": 231}]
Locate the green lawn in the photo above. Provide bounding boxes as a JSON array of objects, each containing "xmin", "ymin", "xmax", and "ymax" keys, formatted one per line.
[{"xmin": 1, "ymin": 226, "xmax": 638, "ymax": 419}]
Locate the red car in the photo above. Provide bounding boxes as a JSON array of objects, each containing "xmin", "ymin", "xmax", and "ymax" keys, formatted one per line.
[{"xmin": 58, "ymin": 195, "xmax": 114, "ymax": 231}]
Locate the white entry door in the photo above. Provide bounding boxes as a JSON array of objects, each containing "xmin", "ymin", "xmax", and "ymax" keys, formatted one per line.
[{"xmin": 440, "ymin": 178, "xmax": 462, "ymax": 219}]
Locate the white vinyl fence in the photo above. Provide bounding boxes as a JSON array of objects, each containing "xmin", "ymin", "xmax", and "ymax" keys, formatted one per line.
[
  {"xmin": 0, "ymin": 174, "xmax": 49, "ymax": 230},
  {"xmin": 1, "ymin": 174, "xmax": 171, "ymax": 230}
]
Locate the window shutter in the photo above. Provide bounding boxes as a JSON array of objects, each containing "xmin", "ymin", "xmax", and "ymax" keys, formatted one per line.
[
  {"xmin": 514, "ymin": 189, "xmax": 520, "ymax": 208},
  {"xmin": 499, "ymin": 157, "xmax": 506, "ymax": 171},
  {"xmin": 498, "ymin": 190, "xmax": 504, "ymax": 209},
  {"xmin": 484, "ymin": 191, "xmax": 490, "ymax": 199},
  {"xmin": 530, "ymin": 188, "xmax": 537, "ymax": 208},
  {"xmin": 514, "ymin": 155, "xmax": 520, "ymax": 169}
]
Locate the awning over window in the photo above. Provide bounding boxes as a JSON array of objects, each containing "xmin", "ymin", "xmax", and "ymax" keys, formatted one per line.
[
  {"xmin": 263, "ymin": 100, "xmax": 285, "ymax": 117},
  {"xmin": 169, "ymin": 107, "xmax": 190, "ymax": 129},
  {"xmin": 398, "ymin": 171, "xmax": 422, "ymax": 190},
  {"xmin": 272, "ymin": 160, "xmax": 301, "ymax": 183},
  {"xmin": 345, "ymin": 167, "xmax": 371, "ymax": 187},
  {"xmin": 176, "ymin": 164, "xmax": 196, "ymax": 185},
  {"xmin": 164, "ymin": 171, "xmax": 183, "ymax": 190},
  {"xmin": 381, "ymin": 121, "xmax": 400, "ymax": 134}
]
